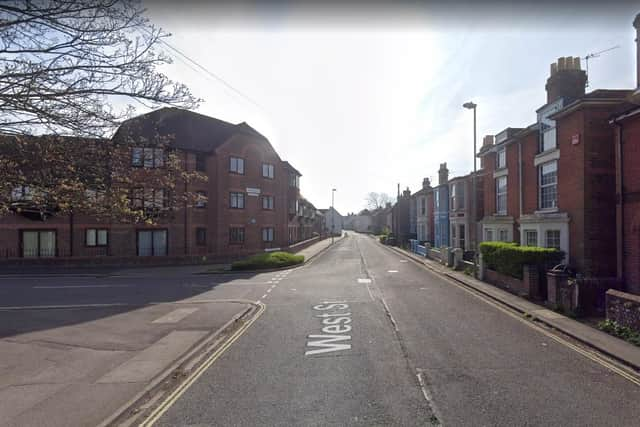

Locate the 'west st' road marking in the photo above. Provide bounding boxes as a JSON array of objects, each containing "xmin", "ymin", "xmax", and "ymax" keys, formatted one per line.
[{"xmin": 305, "ymin": 301, "xmax": 352, "ymax": 356}]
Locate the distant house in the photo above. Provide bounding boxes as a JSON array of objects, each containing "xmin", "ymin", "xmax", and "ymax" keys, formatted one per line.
[
  {"xmin": 320, "ymin": 207, "xmax": 344, "ymax": 235},
  {"xmin": 448, "ymin": 171, "xmax": 484, "ymax": 252},
  {"xmin": 433, "ymin": 163, "xmax": 450, "ymax": 248},
  {"xmin": 344, "ymin": 211, "xmax": 373, "ymax": 233},
  {"xmin": 392, "ymin": 188, "xmax": 413, "ymax": 245}
]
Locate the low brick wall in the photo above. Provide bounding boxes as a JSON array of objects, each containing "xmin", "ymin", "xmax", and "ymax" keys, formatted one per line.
[
  {"xmin": 286, "ymin": 236, "xmax": 322, "ymax": 253},
  {"xmin": 484, "ymin": 268, "xmax": 529, "ymax": 297},
  {"xmin": 606, "ymin": 289, "xmax": 640, "ymax": 332}
]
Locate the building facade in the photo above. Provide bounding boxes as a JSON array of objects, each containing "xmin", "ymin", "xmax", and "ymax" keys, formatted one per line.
[
  {"xmin": 1, "ymin": 108, "xmax": 309, "ymax": 261},
  {"xmin": 433, "ymin": 163, "xmax": 450, "ymax": 248},
  {"xmin": 414, "ymin": 178, "xmax": 433, "ymax": 244}
]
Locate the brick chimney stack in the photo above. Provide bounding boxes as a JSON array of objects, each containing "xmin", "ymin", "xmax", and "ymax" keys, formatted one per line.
[
  {"xmin": 422, "ymin": 177, "xmax": 431, "ymax": 190},
  {"xmin": 545, "ymin": 56, "xmax": 587, "ymax": 104},
  {"xmin": 438, "ymin": 163, "xmax": 449, "ymax": 185},
  {"xmin": 634, "ymin": 13, "xmax": 640, "ymax": 88},
  {"xmin": 482, "ymin": 135, "xmax": 494, "ymax": 147}
]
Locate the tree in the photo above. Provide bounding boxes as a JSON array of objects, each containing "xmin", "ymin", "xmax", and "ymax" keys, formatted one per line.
[
  {"xmin": 0, "ymin": 0, "xmax": 199, "ymax": 137},
  {"xmin": 365, "ymin": 192, "xmax": 394, "ymax": 210},
  {"xmin": 0, "ymin": 1, "xmax": 205, "ymax": 222}
]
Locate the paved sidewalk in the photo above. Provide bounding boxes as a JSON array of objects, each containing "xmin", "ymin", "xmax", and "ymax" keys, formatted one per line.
[
  {"xmin": 294, "ymin": 233, "xmax": 346, "ymax": 262},
  {"xmin": 387, "ymin": 245, "xmax": 640, "ymax": 371},
  {"xmin": 0, "ymin": 299, "xmax": 253, "ymax": 427}
]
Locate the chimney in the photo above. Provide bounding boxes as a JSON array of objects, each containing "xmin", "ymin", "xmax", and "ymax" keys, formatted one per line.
[
  {"xmin": 438, "ymin": 162, "xmax": 449, "ymax": 185},
  {"xmin": 634, "ymin": 13, "xmax": 640, "ymax": 88},
  {"xmin": 403, "ymin": 187, "xmax": 411, "ymax": 198},
  {"xmin": 482, "ymin": 135, "xmax": 494, "ymax": 147},
  {"xmin": 422, "ymin": 177, "xmax": 431, "ymax": 189},
  {"xmin": 545, "ymin": 56, "xmax": 587, "ymax": 104}
]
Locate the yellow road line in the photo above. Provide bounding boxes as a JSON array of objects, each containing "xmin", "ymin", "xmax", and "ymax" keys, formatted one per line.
[
  {"xmin": 139, "ymin": 301, "xmax": 266, "ymax": 426},
  {"xmin": 390, "ymin": 246, "xmax": 640, "ymax": 387}
]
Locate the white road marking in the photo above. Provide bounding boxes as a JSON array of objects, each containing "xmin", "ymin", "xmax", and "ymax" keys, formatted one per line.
[
  {"xmin": 33, "ymin": 285, "xmax": 133, "ymax": 289},
  {"xmin": 291, "ymin": 288, "xmax": 297, "ymax": 291},
  {"xmin": 387, "ymin": 270, "xmax": 399, "ymax": 273},
  {"xmin": 306, "ymin": 302, "xmax": 352, "ymax": 356},
  {"xmin": 419, "ymin": 287, "xmax": 427, "ymax": 290},
  {"xmin": 399, "ymin": 260, "xmax": 409, "ymax": 263},
  {"xmin": 266, "ymin": 288, "xmax": 272, "ymax": 293},
  {"xmin": 357, "ymin": 278, "xmax": 372, "ymax": 284},
  {"xmin": 366, "ymin": 284, "xmax": 375, "ymax": 301},
  {"xmin": 261, "ymin": 294, "xmax": 268, "ymax": 299},
  {"xmin": 152, "ymin": 307, "xmax": 199, "ymax": 324}
]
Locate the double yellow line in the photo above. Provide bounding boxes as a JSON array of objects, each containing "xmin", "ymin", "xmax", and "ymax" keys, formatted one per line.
[{"xmin": 139, "ymin": 301, "xmax": 266, "ymax": 426}]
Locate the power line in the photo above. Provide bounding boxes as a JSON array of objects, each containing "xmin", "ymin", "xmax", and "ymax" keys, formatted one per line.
[{"xmin": 144, "ymin": 28, "xmax": 267, "ymax": 113}]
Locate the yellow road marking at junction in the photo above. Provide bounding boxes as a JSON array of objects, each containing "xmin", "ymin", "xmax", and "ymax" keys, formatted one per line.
[{"xmin": 139, "ymin": 301, "xmax": 266, "ymax": 426}]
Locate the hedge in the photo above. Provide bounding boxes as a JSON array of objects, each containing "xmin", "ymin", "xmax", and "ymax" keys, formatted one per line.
[
  {"xmin": 479, "ymin": 241, "xmax": 564, "ymax": 279},
  {"xmin": 231, "ymin": 251, "xmax": 304, "ymax": 271}
]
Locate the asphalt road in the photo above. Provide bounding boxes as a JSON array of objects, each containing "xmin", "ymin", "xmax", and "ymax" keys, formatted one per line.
[{"xmin": 146, "ymin": 232, "xmax": 640, "ymax": 426}]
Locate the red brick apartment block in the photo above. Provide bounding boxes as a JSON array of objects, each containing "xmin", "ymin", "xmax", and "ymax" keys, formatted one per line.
[{"xmin": 0, "ymin": 108, "xmax": 307, "ymax": 262}]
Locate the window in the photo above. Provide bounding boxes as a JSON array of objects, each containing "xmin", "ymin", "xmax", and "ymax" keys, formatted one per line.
[
  {"xmin": 496, "ymin": 176, "xmax": 507, "ymax": 215},
  {"xmin": 539, "ymin": 160, "xmax": 558, "ymax": 210},
  {"xmin": 22, "ymin": 230, "xmax": 56, "ymax": 257},
  {"xmin": 229, "ymin": 227, "xmax": 245, "ymax": 244},
  {"xmin": 195, "ymin": 154, "xmax": 207, "ymax": 172},
  {"xmin": 546, "ymin": 230, "xmax": 561, "ymax": 250},
  {"xmin": 132, "ymin": 188, "xmax": 167, "ymax": 210},
  {"xmin": 459, "ymin": 224, "xmax": 465, "ymax": 249},
  {"xmin": 262, "ymin": 163, "xmax": 275, "ymax": 179},
  {"xmin": 195, "ymin": 228, "xmax": 207, "ymax": 246},
  {"xmin": 420, "ymin": 197, "xmax": 426, "ymax": 215},
  {"xmin": 498, "ymin": 229, "xmax": 509, "ymax": 242},
  {"xmin": 289, "ymin": 199, "xmax": 299, "ymax": 214},
  {"xmin": 451, "ymin": 183, "xmax": 465, "ymax": 210},
  {"xmin": 86, "ymin": 229, "xmax": 108, "ymax": 247},
  {"xmin": 137, "ymin": 230, "xmax": 167, "ymax": 256},
  {"xmin": 229, "ymin": 157, "xmax": 244, "ymax": 174},
  {"xmin": 230, "ymin": 192, "xmax": 245, "ymax": 209},
  {"xmin": 538, "ymin": 99, "xmax": 562, "ymax": 152},
  {"xmin": 524, "ymin": 230, "xmax": 538, "ymax": 246},
  {"xmin": 485, "ymin": 229, "xmax": 494, "ymax": 242},
  {"xmin": 262, "ymin": 227, "xmax": 274, "ymax": 242},
  {"xmin": 497, "ymin": 148, "xmax": 506, "ymax": 169},
  {"xmin": 451, "ymin": 225, "xmax": 456, "ymax": 239},
  {"xmin": 11, "ymin": 185, "xmax": 32, "ymax": 201},
  {"xmin": 132, "ymin": 147, "xmax": 164, "ymax": 168},
  {"xmin": 289, "ymin": 172, "xmax": 299, "ymax": 188},
  {"xmin": 195, "ymin": 191, "xmax": 207, "ymax": 208},
  {"xmin": 435, "ymin": 190, "xmax": 440, "ymax": 209},
  {"xmin": 262, "ymin": 195, "xmax": 274, "ymax": 210}
]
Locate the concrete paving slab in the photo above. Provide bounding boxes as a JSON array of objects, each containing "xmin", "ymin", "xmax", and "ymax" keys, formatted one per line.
[
  {"xmin": 97, "ymin": 330, "xmax": 208, "ymax": 384},
  {"xmin": 0, "ymin": 383, "xmax": 68, "ymax": 423}
]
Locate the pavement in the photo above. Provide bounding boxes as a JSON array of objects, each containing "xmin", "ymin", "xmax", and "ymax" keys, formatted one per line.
[
  {"xmin": 143, "ymin": 232, "xmax": 640, "ymax": 426},
  {"xmin": 387, "ymin": 243, "xmax": 640, "ymax": 371},
  {"xmin": 0, "ymin": 236, "xmax": 342, "ymax": 427}
]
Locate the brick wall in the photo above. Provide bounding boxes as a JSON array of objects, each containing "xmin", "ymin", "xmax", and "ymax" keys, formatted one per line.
[
  {"xmin": 484, "ymin": 268, "xmax": 529, "ymax": 297},
  {"xmin": 606, "ymin": 289, "xmax": 640, "ymax": 332}
]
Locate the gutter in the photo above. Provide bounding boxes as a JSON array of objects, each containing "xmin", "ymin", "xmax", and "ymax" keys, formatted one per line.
[{"xmin": 611, "ymin": 117, "xmax": 624, "ymax": 282}]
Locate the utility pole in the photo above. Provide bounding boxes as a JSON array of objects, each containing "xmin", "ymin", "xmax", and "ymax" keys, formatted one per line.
[{"xmin": 331, "ymin": 188, "xmax": 336, "ymax": 244}]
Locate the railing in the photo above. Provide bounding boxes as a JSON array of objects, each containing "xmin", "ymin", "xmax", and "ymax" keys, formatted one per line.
[{"xmin": 409, "ymin": 239, "xmax": 427, "ymax": 257}]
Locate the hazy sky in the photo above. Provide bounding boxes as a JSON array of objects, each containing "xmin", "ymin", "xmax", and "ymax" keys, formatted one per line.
[{"xmin": 145, "ymin": 1, "xmax": 639, "ymax": 215}]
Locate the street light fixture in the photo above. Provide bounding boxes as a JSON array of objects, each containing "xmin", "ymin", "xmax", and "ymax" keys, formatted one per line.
[
  {"xmin": 331, "ymin": 188, "xmax": 336, "ymax": 244},
  {"xmin": 463, "ymin": 101, "xmax": 478, "ymax": 278}
]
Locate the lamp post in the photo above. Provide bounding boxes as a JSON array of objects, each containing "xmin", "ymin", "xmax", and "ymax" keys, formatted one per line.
[
  {"xmin": 463, "ymin": 101, "xmax": 477, "ymax": 277},
  {"xmin": 331, "ymin": 188, "xmax": 336, "ymax": 244}
]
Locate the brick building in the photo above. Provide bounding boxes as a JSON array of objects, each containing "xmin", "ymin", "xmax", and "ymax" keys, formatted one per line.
[
  {"xmin": 479, "ymin": 57, "xmax": 630, "ymax": 282},
  {"xmin": 448, "ymin": 171, "xmax": 484, "ymax": 253},
  {"xmin": 0, "ymin": 108, "xmax": 309, "ymax": 261},
  {"xmin": 392, "ymin": 188, "xmax": 412, "ymax": 244}
]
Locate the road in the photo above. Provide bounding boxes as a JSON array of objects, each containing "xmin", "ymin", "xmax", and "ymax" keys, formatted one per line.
[{"xmin": 144, "ymin": 232, "xmax": 640, "ymax": 426}]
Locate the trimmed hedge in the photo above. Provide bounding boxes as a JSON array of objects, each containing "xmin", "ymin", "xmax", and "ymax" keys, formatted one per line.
[
  {"xmin": 479, "ymin": 241, "xmax": 564, "ymax": 279},
  {"xmin": 231, "ymin": 251, "xmax": 304, "ymax": 271}
]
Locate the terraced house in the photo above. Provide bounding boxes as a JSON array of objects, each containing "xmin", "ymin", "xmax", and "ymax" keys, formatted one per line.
[{"xmin": 0, "ymin": 108, "xmax": 310, "ymax": 262}]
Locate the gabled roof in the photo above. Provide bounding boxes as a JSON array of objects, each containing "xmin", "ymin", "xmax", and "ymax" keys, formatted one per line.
[{"xmin": 113, "ymin": 107, "xmax": 268, "ymax": 153}]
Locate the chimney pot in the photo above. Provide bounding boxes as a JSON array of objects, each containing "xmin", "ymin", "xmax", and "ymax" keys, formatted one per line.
[
  {"xmin": 558, "ymin": 57, "xmax": 566, "ymax": 70},
  {"xmin": 482, "ymin": 135, "xmax": 494, "ymax": 147},
  {"xmin": 545, "ymin": 57, "xmax": 587, "ymax": 104},
  {"xmin": 422, "ymin": 177, "xmax": 431, "ymax": 189}
]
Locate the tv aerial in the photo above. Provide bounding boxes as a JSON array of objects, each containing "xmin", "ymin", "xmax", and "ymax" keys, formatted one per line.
[{"xmin": 583, "ymin": 45, "xmax": 620, "ymax": 87}]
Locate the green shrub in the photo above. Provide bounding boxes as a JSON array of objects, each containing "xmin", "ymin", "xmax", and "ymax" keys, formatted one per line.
[
  {"xmin": 231, "ymin": 251, "xmax": 304, "ymax": 271},
  {"xmin": 598, "ymin": 319, "xmax": 640, "ymax": 347},
  {"xmin": 479, "ymin": 241, "xmax": 564, "ymax": 279},
  {"xmin": 379, "ymin": 235, "xmax": 387, "ymax": 244}
]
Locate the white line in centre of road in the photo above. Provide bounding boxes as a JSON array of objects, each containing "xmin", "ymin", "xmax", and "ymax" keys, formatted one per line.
[
  {"xmin": 357, "ymin": 278, "xmax": 372, "ymax": 284},
  {"xmin": 387, "ymin": 270, "xmax": 399, "ymax": 273},
  {"xmin": 261, "ymin": 294, "xmax": 268, "ymax": 299}
]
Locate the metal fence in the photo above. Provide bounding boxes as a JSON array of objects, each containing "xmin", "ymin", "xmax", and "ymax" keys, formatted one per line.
[{"xmin": 409, "ymin": 239, "xmax": 427, "ymax": 257}]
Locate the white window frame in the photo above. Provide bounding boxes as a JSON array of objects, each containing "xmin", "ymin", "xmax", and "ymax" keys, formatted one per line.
[
  {"xmin": 262, "ymin": 195, "xmax": 274, "ymax": 210},
  {"xmin": 496, "ymin": 176, "xmax": 507, "ymax": 215},
  {"xmin": 262, "ymin": 227, "xmax": 274, "ymax": 242},
  {"xmin": 86, "ymin": 228, "xmax": 108, "ymax": 247},
  {"xmin": 497, "ymin": 148, "xmax": 506, "ymax": 169},
  {"xmin": 539, "ymin": 160, "xmax": 558, "ymax": 210},
  {"xmin": 498, "ymin": 229, "xmax": 509, "ymax": 242},
  {"xmin": 230, "ymin": 192, "xmax": 245, "ymax": 209},
  {"xmin": 262, "ymin": 163, "xmax": 275, "ymax": 179},
  {"xmin": 524, "ymin": 230, "xmax": 538, "ymax": 247},
  {"xmin": 545, "ymin": 229, "xmax": 561, "ymax": 250},
  {"xmin": 229, "ymin": 157, "xmax": 245, "ymax": 174},
  {"xmin": 485, "ymin": 228, "xmax": 494, "ymax": 242}
]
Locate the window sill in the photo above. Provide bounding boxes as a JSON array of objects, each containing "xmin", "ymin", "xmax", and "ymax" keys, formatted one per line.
[
  {"xmin": 534, "ymin": 208, "xmax": 559, "ymax": 215},
  {"xmin": 534, "ymin": 148, "xmax": 560, "ymax": 166}
]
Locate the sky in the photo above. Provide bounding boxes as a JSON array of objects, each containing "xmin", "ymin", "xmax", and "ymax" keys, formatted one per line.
[{"xmin": 144, "ymin": 1, "xmax": 639, "ymax": 215}]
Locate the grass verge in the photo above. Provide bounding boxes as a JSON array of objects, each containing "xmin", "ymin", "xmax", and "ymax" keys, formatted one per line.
[{"xmin": 231, "ymin": 251, "xmax": 304, "ymax": 271}]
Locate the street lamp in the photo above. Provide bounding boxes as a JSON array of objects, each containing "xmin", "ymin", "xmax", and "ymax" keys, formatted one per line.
[
  {"xmin": 463, "ymin": 101, "xmax": 477, "ymax": 277},
  {"xmin": 331, "ymin": 188, "xmax": 336, "ymax": 244}
]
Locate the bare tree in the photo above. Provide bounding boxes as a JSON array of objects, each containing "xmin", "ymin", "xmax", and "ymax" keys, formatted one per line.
[
  {"xmin": 365, "ymin": 192, "xmax": 394, "ymax": 210},
  {"xmin": 0, "ymin": 0, "xmax": 199, "ymax": 137}
]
